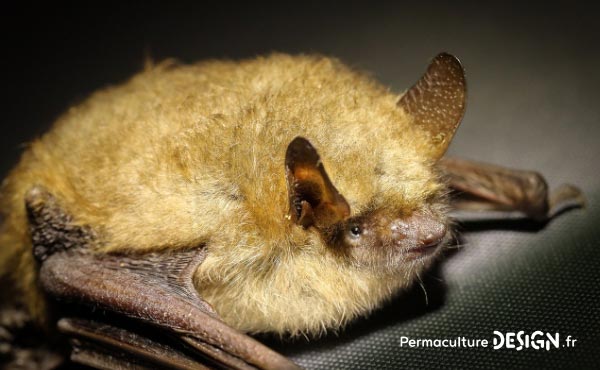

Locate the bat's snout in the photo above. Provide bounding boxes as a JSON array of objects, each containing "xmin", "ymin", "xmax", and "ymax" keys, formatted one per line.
[{"xmin": 390, "ymin": 210, "xmax": 447, "ymax": 256}]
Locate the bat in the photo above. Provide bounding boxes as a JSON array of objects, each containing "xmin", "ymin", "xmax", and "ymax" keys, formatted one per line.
[{"xmin": 0, "ymin": 53, "xmax": 584, "ymax": 369}]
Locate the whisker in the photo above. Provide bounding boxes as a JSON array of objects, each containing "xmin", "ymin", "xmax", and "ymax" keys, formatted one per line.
[
  {"xmin": 416, "ymin": 272, "xmax": 429, "ymax": 306},
  {"xmin": 444, "ymin": 243, "xmax": 467, "ymax": 250},
  {"xmin": 425, "ymin": 274, "xmax": 445, "ymax": 283}
]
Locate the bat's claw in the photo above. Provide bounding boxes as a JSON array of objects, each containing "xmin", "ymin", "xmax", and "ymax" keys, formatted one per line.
[{"xmin": 548, "ymin": 184, "xmax": 586, "ymax": 219}]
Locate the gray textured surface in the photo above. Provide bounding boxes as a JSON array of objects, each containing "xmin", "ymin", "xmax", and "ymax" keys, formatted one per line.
[{"xmin": 3, "ymin": 2, "xmax": 599, "ymax": 369}]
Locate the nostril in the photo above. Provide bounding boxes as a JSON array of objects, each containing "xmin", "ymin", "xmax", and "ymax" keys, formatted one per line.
[
  {"xmin": 390, "ymin": 211, "xmax": 447, "ymax": 249},
  {"xmin": 418, "ymin": 221, "xmax": 447, "ymax": 247},
  {"xmin": 419, "ymin": 232, "xmax": 444, "ymax": 248}
]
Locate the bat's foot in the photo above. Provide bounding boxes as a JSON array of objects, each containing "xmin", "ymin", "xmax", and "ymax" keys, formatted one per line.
[
  {"xmin": 548, "ymin": 184, "xmax": 586, "ymax": 219},
  {"xmin": 442, "ymin": 157, "xmax": 586, "ymax": 224}
]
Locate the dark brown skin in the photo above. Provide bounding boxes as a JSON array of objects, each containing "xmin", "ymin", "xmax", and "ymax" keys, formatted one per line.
[
  {"xmin": 58, "ymin": 318, "xmax": 211, "ymax": 370},
  {"xmin": 285, "ymin": 136, "xmax": 351, "ymax": 229},
  {"xmin": 440, "ymin": 157, "xmax": 585, "ymax": 221}
]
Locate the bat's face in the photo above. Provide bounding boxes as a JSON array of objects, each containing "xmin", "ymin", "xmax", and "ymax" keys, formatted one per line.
[
  {"xmin": 196, "ymin": 54, "xmax": 465, "ymax": 336},
  {"xmin": 285, "ymin": 136, "xmax": 450, "ymax": 273},
  {"xmin": 327, "ymin": 206, "xmax": 448, "ymax": 270}
]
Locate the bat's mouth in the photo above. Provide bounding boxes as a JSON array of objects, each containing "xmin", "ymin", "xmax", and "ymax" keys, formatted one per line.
[
  {"xmin": 406, "ymin": 241, "xmax": 441, "ymax": 259},
  {"xmin": 404, "ymin": 226, "xmax": 447, "ymax": 261}
]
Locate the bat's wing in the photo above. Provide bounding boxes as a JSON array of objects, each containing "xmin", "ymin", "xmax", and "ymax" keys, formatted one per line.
[
  {"xmin": 439, "ymin": 157, "xmax": 585, "ymax": 222},
  {"xmin": 26, "ymin": 186, "xmax": 299, "ymax": 370}
]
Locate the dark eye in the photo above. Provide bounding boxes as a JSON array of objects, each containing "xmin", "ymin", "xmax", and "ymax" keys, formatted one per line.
[{"xmin": 349, "ymin": 224, "xmax": 362, "ymax": 237}]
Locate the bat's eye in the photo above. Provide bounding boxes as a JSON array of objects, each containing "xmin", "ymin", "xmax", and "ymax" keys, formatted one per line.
[{"xmin": 349, "ymin": 224, "xmax": 362, "ymax": 238}]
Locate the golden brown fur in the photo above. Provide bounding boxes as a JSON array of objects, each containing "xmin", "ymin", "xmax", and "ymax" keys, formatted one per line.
[{"xmin": 0, "ymin": 54, "xmax": 447, "ymax": 336}]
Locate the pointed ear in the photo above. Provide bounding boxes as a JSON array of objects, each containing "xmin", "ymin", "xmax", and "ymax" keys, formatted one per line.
[
  {"xmin": 285, "ymin": 137, "xmax": 350, "ymax": 228},
  {"xmin": 398, "ymin": 53, "xmax": 467, "ymax": 160}
]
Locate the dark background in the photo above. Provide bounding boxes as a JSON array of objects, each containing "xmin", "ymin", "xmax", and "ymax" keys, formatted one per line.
[{"xmin": 2, "ymin": 1, "xmax": 599, "ymax": 369}]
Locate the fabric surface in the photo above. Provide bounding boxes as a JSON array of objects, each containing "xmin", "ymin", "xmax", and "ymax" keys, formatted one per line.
[{"xmin": 3, "ymin": 2, "xmax": 598, "ymax": 369}]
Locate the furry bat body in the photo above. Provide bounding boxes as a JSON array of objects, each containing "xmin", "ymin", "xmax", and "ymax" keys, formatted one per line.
[{"xmin": 0, "ymin": 53, "xmax": 583, "ymax": 369}]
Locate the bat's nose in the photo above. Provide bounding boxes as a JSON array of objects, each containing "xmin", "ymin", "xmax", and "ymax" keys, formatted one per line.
[
  {"xmin": 418, "ymin": 227, "xmax": 446, "ymax": 248},
  {"xmin": 390, "ymin": 210, "xmax": 447, "ymax": 253}
]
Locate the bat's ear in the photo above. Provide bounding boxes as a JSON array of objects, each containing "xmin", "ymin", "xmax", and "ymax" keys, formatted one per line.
[
  {"xmin": 285, "ymin": 137, "xmax": 350, "ymax": 229},
  {"xmin": 398, "ymin": 53, "xmax": 466, "ymax": 160}
]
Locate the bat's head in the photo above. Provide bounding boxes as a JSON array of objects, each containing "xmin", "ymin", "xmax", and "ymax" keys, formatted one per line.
[
  {"xmin": 285, "ymin": 53, "xmax": 466, "ymax": 269},
  {"xmin": 285, "ymin": 136, "xmax": 448, "ymax": 271},
  {"xmin": 196, "ymin": 53, "xmax": 466, "ymax": 336}
]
